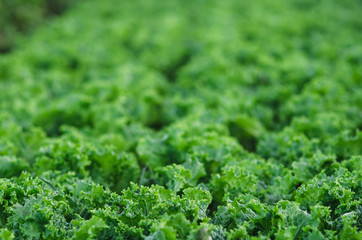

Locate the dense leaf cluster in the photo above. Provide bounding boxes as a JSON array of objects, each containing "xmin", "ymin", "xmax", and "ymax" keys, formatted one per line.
[{"xmin": 0, "ymin": 0, "xmax": 361, "ymax": 239}]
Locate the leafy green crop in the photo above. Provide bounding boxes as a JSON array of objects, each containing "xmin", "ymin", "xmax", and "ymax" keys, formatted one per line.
[{"xmin": 0, "ymin": 0, "xmax": 361, "ymax": 239}]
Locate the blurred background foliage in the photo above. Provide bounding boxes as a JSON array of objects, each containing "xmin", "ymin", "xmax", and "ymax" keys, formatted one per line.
[{"xmin": 0, "ymin": 0, "xmax": 78, "ymax": 53}]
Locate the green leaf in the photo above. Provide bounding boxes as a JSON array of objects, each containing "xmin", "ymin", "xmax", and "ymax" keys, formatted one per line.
[
  {"xmin": 160, "ymin": 164, "xmax": 191, "ymax": 192},
  {"xmin": 72, "ymin": 216, "xmax": 108, "ymax": 240},
  {"xmin": 0, "ymin": 228, "xmax": 14, "ymax": 240}
]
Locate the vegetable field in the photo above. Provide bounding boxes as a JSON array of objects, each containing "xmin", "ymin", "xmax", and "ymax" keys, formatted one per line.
[{"xmin": 0, "ymin": 0, "xmax": 361, "ymax": 239}]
